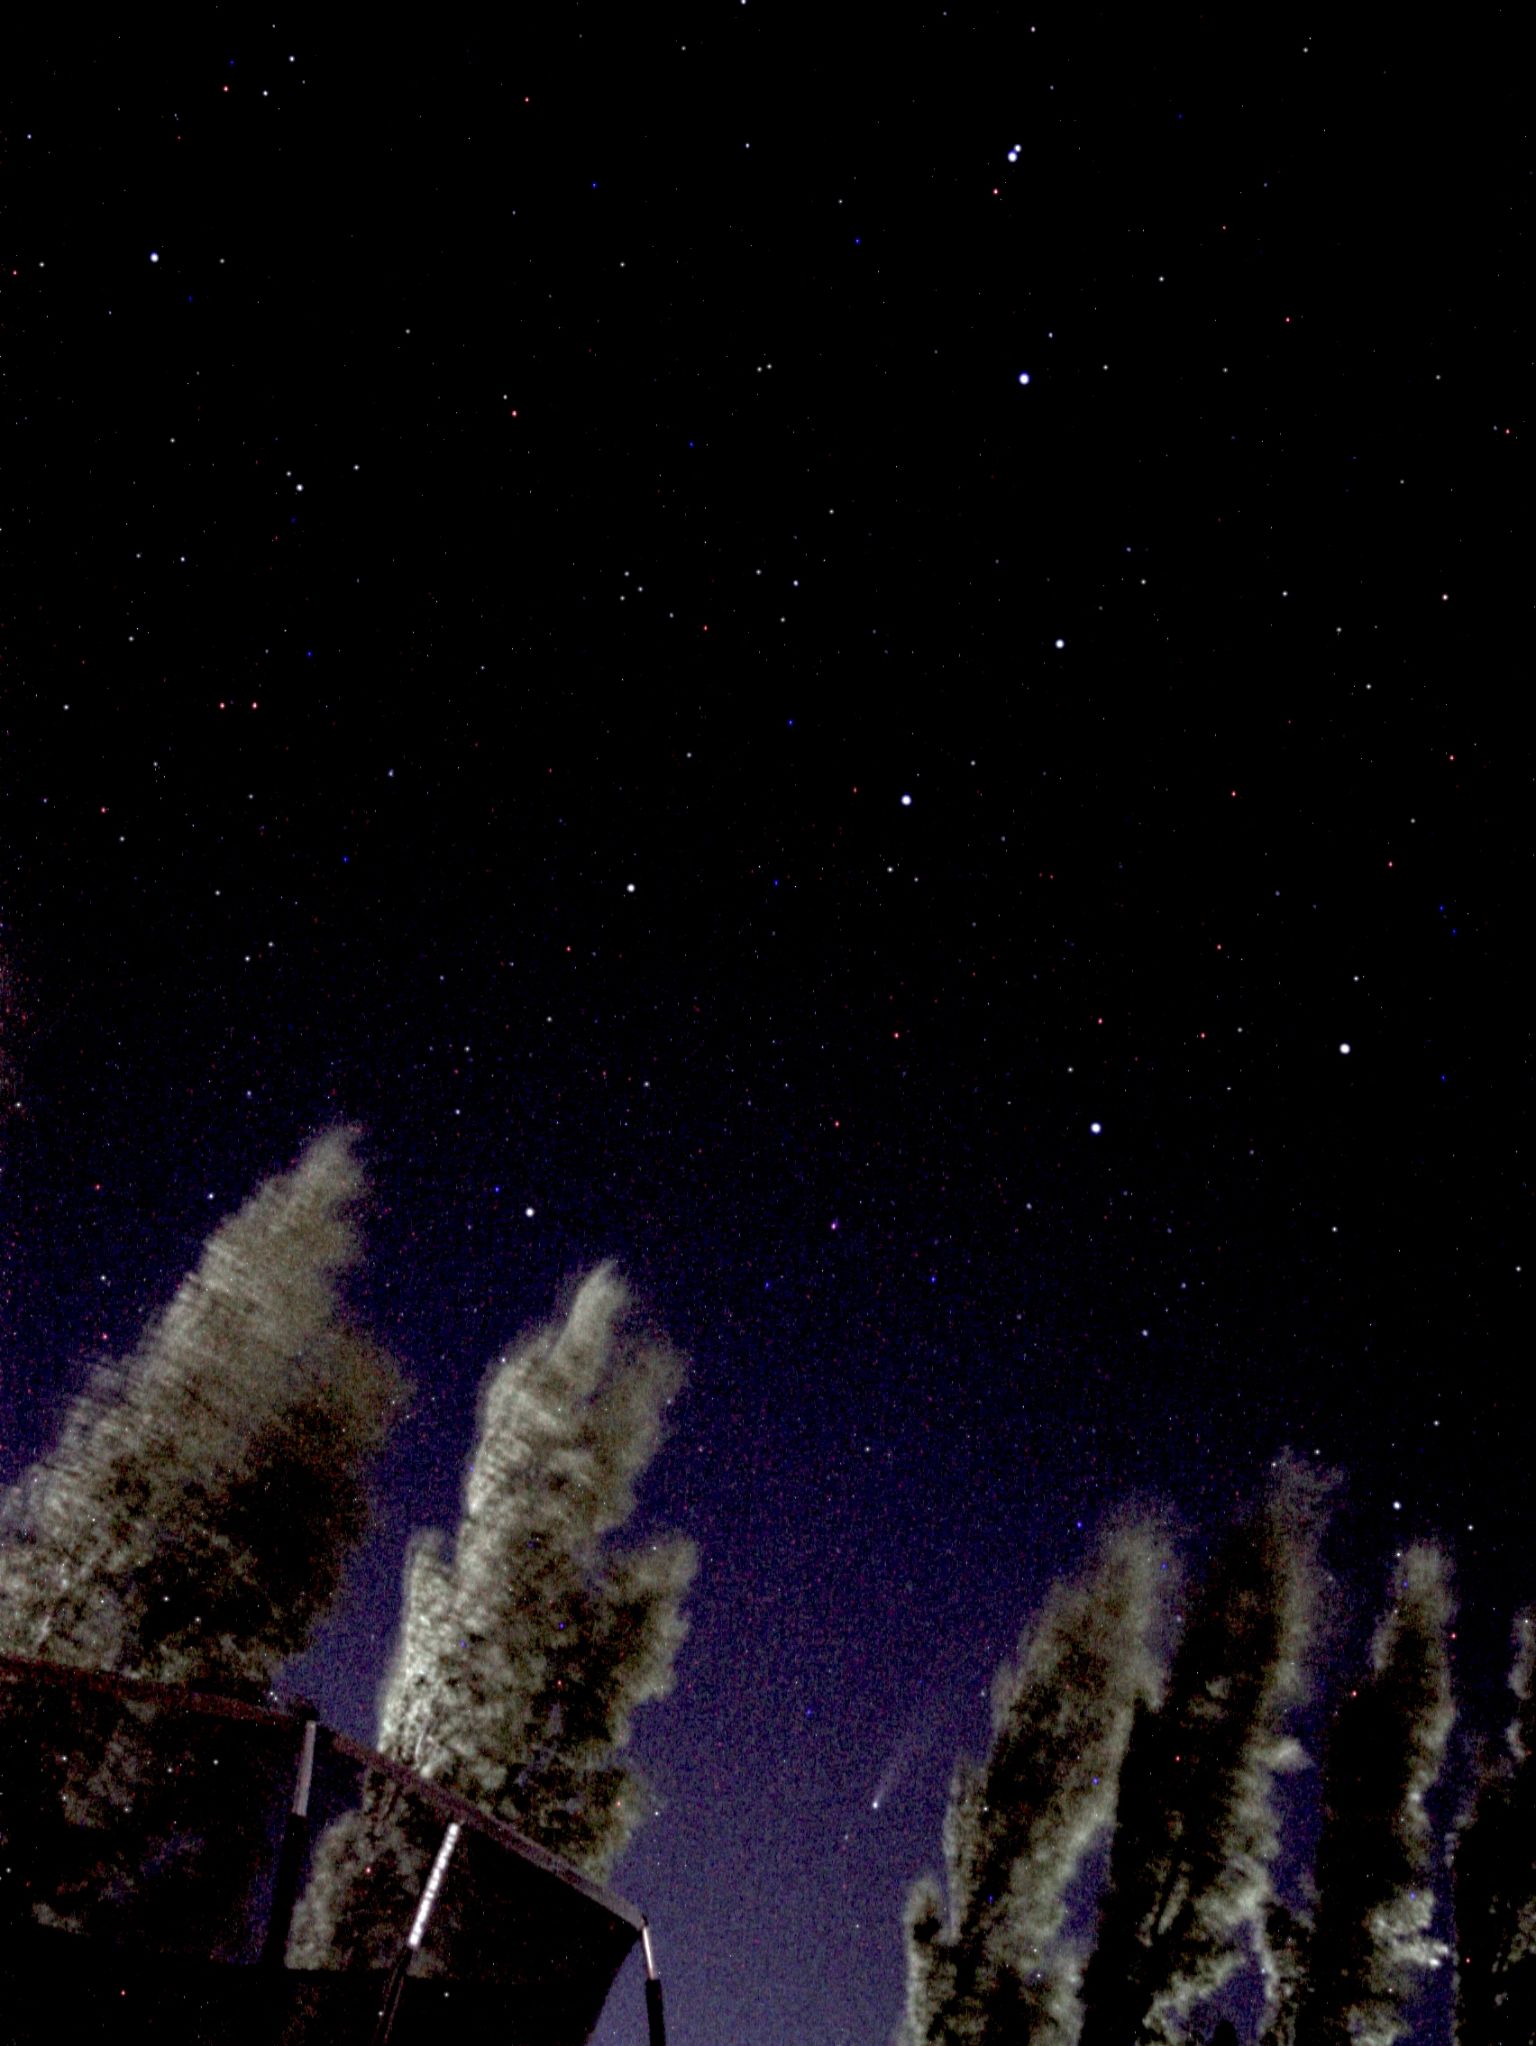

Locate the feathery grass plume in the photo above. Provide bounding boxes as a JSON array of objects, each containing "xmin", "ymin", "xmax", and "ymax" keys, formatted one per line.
[
  {"xmin": 1299, "ymin": 1543, "xmax": 1455, "ymax": 2046},
  {"xmin": 289, "ymin": 1263, "xmax": 694, "ymax": 1976},
  {"xmin": 896, "ymin": 1518, "xmax": 1165, "ymax": 2046},
  {"xmin": 0, "ymin": 1126, "xmax": 401, "ymax": 1692},
  {"xmin": 1262, "ymin": 1895, "xmax": 1310, "ymax": 2046},
  {"xmin": 0, "ymin": 1129, "xmax": 400, "ymax": 1947},
  {"xmin": 1451, "ymin": 1609, "xmax": 1536, "ymax": 2046},
  {"xmin": 1078, "ymin": 1453, "xmax": 1329, "ymax": 2046}
]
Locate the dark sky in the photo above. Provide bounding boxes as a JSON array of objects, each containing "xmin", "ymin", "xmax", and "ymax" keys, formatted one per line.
[{"xmin": 1, "ymin": 15, "xmax": 1525, "ymax": 2044}]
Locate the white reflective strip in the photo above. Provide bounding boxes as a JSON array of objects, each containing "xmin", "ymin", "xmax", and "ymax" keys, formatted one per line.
[
  {"xmin": 408, "ymin": 1822, "xmax": 462, "ymax": 1950},
  {"xmin": 292, "ymin": 1721, "xmax": 317, "ymax": 1817},
  {"xmin": 641, "ymin": 1921, "xmax": 658, "ymax": 1979}
]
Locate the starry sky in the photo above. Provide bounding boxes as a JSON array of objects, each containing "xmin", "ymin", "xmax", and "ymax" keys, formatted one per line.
[{"xmin": 1, "ymin": 16, "xmax": 1525, "ymax": 2045}]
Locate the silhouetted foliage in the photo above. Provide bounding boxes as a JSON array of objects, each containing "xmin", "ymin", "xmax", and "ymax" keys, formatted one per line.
[
  {"xmin": 0, "ymin": 1132, "xmax": 402, "ymax": 1947},
  {"xmin": 897, "ymin": 1520, "xmax": 1164, "ymax": 2046},
  {"xmin": 1078, "ymin": 1456, "xmax": 1327, "ymax": 2046},
  {"xmin": 1298, "ymin": 1544, "xmax": 1454, "ymax": 2046},
  {"xmin": 900, "ymin": 1468, "xmax": 1507, "ymax": 2046},
  {"xmin": 1452, "ymin": 1610, "xmax": 1536, "ymax": 2046},
  {"xmin": 291, "ymin": 1264, "xmax": 694, "ymax": 1974},
  {"xmin": 0, "ymin": 1128, "xmax": 401, "ymax": 1694}
]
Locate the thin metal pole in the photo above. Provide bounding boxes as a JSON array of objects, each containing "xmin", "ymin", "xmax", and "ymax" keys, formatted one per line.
[
  {"xmin": 641, "ymin": 1918, "xmax": 667, "ymax": 2046},
  {"xmin": 260, "ymin": 1719, "xmax": 317, "ymax": 1970},
  {"xmin": 370, "ymin": 1821, "xmax": 461, "ymax": 2046}
]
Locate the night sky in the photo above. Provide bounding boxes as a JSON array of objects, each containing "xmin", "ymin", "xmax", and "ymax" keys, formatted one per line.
[{"xmin": 1, "ymin": 16, "xmax": 1525, "ymax": 2045}]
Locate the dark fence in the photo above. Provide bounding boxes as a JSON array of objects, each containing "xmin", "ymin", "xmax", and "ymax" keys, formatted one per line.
[{"xmin": 0, "ymin": 1653, "xmax": 646, "ymax": 2045}]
